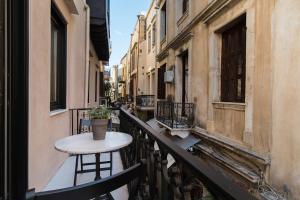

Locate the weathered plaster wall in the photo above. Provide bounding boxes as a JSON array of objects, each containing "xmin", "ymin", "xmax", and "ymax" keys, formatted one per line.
[
  {"xmin": 28, "ymin": 0, "xmax": 87, "ymax": 191},
  {"xmin": 205, "ymin": 0, "xmax": 274, "ymax": 154},
  {"xmin": 271, "ymin": 0, "xmax": 300, "ymax": 198},
  {"xmin": 190, "ymin": 23, "xmax": 209, "ymax": 128},
  {"xmin": 151, "ymin": 0, "xmax": 300, "ymax": 197},
  {"xmin": 88, "ymin": 41, "xmax": 101, "ymax": 107}
]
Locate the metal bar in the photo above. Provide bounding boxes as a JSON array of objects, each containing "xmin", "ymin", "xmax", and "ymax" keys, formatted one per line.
[
  {"xmin": 110, "ymin": 152, "xmax": 113, "ymax": 176},
  {"xmin": 95, "ymin": 153, "xmax": 101, "ymax": 180},
  {"xmin": 74, "ymin": 155, "xmax": 79, "ymax": 186},
  {"xmin": 76, "ymin": 167, "xmax": 111, "ymax": 174},
  {"xmin": 76, "ymin": 110, "xmax": 79, "ymax": 134},
  {"xmin": 82, "ymin": 161, "xmax": 111, "ymax": 166},
  {"xmin": 71, "ymin": 110, "xmax": 74, "ymax": 135}
]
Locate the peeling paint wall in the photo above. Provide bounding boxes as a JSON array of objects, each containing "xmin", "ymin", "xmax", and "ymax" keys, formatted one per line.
[
  {"xmin": 271, "ymin": 0, "xmax": 300, "ymax": 198},
  {"xmin": 155, "ymin": 0, "xmax": 300, "ymax": 197}
]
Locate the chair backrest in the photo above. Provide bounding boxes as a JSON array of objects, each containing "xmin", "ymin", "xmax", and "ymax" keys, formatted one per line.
[
  {"xmin": 26, "ymin": 161, "xmax": 146, "ymax": 200},
  {"xmin": 80, "ymin": 118, "xmax": 113, "ymax": 133},
  {"xmin": 78, "ymin": 119, "xmax": 91, "ymax": 134}
]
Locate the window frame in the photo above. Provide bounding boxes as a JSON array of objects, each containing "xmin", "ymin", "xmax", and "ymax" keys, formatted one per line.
[
  {"xmin": 50, "ymin": 3, "xmax": 67, "ymax": 111},
  {"xmin": 220, "ymin": 15, "xmax": 246, "ymax": 103},
  {"xmin": 0, "ymin": 0, "xmax": 5, "ymax": 197},
  {"xmin": 152, "ymin": 22, "xmax": 156, "ymax": 48},
  {"xmin": 160, "ymin": 2, "xmax": 167, "ymax": 41},
  {"xmin": 182, "ymin": 0, "xmax": 189, "ymax": 15},
  {"xmin": 157, "ymin": 64, "xmax": 166, "ymax": 99},
  {"xmin": 95, "ymin": 70, "xmax": 98, "ymax": 102},
  {"xmin": 148, "ymin": 29, "xmax": 151, "ymax": 53}
]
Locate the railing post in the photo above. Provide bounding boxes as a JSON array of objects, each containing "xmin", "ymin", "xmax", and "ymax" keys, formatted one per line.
[{"xmin": 160, "ymin": 150, "xmax": 170, "ymax": 200}]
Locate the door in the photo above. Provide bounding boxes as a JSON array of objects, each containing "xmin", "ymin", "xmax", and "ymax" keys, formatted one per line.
[
  {"xmin": 0, "ymin": 0, "xmax": 5, "ymax": 198},
  {"xmin": 5, "ymin": 0, "xmax": 29, "ymax": 199},
  {"xmin": 181, "ymin": 51, "xmax": 188, "ymax": 116},
  {"xmin": 157, "ymin": 64, "xmax": 166, "ymax": 100},
  {"xmin": 181, "ymin": 51, "xmax": 188, "ymax": 105}
]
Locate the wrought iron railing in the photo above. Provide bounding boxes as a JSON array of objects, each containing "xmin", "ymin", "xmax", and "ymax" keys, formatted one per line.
[
  {"xmin": 68, "ymin": 107, "xmax": 258, "ymax": 199},
  {"xmin": 70, "ymin": 108, "xmax": 92, "ymax": 135},
  {"xmin": 70, "ymin": 107, "xmax": 119, "ymax": 135},
  {"xmin": 136, "ymin": 95, "xmax": 155, "ymax": 108},
  {"xmin": 156, "ymin": 100, "xmax": 194, "ymax": 129},
  {"xmin": 119, "ymin": 107, "xmax": 258, "ymax": 199}
]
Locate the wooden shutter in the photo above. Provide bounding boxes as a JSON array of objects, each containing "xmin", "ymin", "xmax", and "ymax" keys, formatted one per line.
[{"xmin": 221, "ymin": 15, "xmax": 246, "ymax": 103}]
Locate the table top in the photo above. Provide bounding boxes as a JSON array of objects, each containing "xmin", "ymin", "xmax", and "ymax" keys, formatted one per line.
[{"xmin": 55, "ymin": 132, "xmax": 133, "ymax": 154}]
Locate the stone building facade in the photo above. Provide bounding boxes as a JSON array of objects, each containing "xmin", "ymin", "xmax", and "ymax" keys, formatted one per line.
[{"xmin": 126, "ymin": 0, "xmax": 300, "ymax": 198}]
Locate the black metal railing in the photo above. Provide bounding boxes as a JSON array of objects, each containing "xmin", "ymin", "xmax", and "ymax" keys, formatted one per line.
[
  {"xmin": 136, "ymin": 95, "xmax": 155, "ymax": 108},
  {"xmin": 70, "ymin": 108, "xmax": 92, "ymax": 135},
  {"xmin": 70, "ymin": 107, "xmax": 119, "ymax": 135},
  {"xmin": 156, "ymin": 100, "xmax": 194, "ymax": 129},
  {"xmin": 119, "ymin": 107, "xmax": 258, "ymax": 199},
  {"xmin": 68, "ymin": 107, "xmax": 258, "ymax": 199}
]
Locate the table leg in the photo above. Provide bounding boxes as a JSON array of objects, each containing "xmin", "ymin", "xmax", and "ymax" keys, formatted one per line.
[{"xmin": 95, "ymin": 153, "xmax": 101, "ymax": 180}]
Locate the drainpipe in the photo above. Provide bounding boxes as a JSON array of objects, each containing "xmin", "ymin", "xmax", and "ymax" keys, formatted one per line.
[
  {"xmin": 83, "ymin": 3, "xmax": 90, "ymax": 108},
  {"xmin": 154, "ymin": 0, "xmax": 159, "ymax": 116}
]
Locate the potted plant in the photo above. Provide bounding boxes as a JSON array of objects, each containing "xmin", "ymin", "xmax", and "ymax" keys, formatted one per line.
[{"xmin": 89, "ymin": 106, "xmax": 111, "ymax": 140}]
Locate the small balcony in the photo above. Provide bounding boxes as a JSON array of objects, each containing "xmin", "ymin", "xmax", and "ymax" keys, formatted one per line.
[
  {"xmin": 25, "ymin": 107, "xmax": 259, "ymax": 200},
  {"xmin": 135, "ymin": 95, "xmax": 155, "ymax": 111},
  {"xmin": 156, "ymin": 100, "xmax": 194, "ymax": 130}
]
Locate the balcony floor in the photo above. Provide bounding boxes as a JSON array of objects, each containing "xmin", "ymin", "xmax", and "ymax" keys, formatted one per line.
[{"xmin": 44, "ymin": 152, "xmax": 128, "ymax": 200}]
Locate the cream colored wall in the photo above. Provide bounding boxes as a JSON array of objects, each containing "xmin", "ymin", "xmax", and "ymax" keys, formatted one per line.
[
  {"xmin": 88, "ymin": 41, "xmax": 101, "ymax": 107},
  {"xmin": 271, "ymin": 0, "xmax": 300, "ymax": 198},
  {"xmin": 145, "ymin": 2, "xmax": 157, "ymax": 96},
  {"xmin": 28, "ymin": 0, "xmax": 88, "ymax": 191},
  {"xmin": 205, "ymin": 0, "xmax": 274, "ymax": 154},
  {"xmin": 137, "ymin": 41, "xmax": 147, "ymax": 95},
  {"xmin": 130, "ymin": 16, "xmax": 148, "ymax": 96}
]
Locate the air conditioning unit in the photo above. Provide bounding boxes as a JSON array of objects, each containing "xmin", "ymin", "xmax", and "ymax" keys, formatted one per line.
[{"xmin": 164, "ymin": 70, "xmax": 174, "ymax": 83}]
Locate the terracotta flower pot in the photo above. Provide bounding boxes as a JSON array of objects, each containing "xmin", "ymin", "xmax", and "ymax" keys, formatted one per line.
[{"xmin": 91, "ymin": 119, "xmax": 108, "ymax": 140}]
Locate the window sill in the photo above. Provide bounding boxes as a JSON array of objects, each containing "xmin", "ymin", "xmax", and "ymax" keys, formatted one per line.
[
  {"xmin": 160, "ymin": 37, "xmax": 166, "ymax": 45},
  {"xmin": 49, "ymin": 109, "xmax": 68, "ymax": 117},
  {"xmin": 177, "ymin": 11, "xmax": 189, "ymax": 27},
  {"xmin": 212, "ymin": 102, "xmax": 245, "ymax": 111}
]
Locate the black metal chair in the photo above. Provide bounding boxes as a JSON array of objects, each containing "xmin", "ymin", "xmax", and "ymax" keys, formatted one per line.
[
  {"xmin": 74, "ymin": 119, "xmax": 113, "ymax": 186},
  {"xmin": 27, "ymin": 160, "xmax": 146, "ymax": 200}
]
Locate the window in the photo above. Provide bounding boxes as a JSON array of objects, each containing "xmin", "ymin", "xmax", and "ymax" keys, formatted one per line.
[
  {"xmin": 182, "ymin": 0, "xmax": 189, "ymax": 14},
  {"xmin": 131, "ymin": 46, "xmax": 137, "ymax": 72},
  {"xmin": 148, "ymin": 30, "xmax": 151, "ymax": 53},
  {"xmin": 50, "ymin": 4, "xmax": 66, "ymax": 111},
  {"xmin": 95, "ymin": 71, "xmax": 98, "ymax": 102},
  {"xmin": 88, "ymin": 62, "xmax": 90, "ymax": 103},
  {"xmin": 160, "ymin": 2, "xmax": 167, "ymax": 40},
  {"xmin": 152, "ymin": 22, "xmax": 156, "ymax": 47},
  {"xmin": 221, "ymin": 15, "xmax": 246, "ymax": 103},
  {"xmin": 99, "ymin": 71, "xmax": 104, "ymax": 97}
]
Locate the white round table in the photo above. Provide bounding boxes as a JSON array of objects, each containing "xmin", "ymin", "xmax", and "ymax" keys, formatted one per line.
[{"xmin": 55, "ymin": 132, "xmax": 133, "ymax": 181}]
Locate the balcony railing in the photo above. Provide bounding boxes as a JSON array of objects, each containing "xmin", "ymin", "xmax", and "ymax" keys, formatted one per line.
[
  {"xmin": 156, "ymin": 100, "xmax": 194, "ymax": 129},
  {"xmin": 66, "ymin": 107, "xmax": 259, "ymax": 199},
  {"xmin": 135, "ymin": 95, "xmax": 155, "ymax": 109},
  {"xmin": 119, "ymin": 107, "xmax": 258, "ymax": 199}
]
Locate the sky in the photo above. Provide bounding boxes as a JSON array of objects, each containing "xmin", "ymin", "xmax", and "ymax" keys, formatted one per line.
[{"xmin": 108, "ymin": 0, "xmax": 151, "ymax": 70}]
